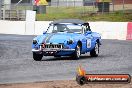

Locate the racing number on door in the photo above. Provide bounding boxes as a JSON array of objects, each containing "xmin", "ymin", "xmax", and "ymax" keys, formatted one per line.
[{"xmin": 87, "ymin": 39, "xmax": 91, "ymax": 48}]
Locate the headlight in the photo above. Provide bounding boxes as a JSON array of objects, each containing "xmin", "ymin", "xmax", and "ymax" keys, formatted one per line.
[
  {"xmin": 67, "ymin": 40, "xmax": 73, "ymax": 44},
  {"xmin": 33, "ymin": 40, "xmax": 37, "ymax": 44}
]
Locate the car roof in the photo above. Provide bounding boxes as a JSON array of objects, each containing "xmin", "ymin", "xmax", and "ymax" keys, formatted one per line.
[{"xmin": 50, "ymin": 19, "xmax": 86, "ymax": 25}]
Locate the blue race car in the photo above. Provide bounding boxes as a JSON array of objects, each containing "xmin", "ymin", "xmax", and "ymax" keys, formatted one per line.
[{"xmin": 32, "ymin": 19, "xmax": 101, "ymax": 61}]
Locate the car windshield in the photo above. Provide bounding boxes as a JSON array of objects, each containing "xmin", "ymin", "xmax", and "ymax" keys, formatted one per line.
[{"xmin": 47, "ymin": 23, "xmax": 83, "ymax": 33}]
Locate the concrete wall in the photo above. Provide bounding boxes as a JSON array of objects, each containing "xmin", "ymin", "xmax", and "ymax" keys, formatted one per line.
[
  {"xmin": 0, "ymin": 20, "xmax": 131, "ymax": 40},
  {"xmin": 0, "ymin": 21, "xmax": 51, "ymax": 35},
  {"xmin": 90, "ymin": 22, "xmax": 128, "ymax": 40},
  {"xmin": 0, "ymin": 21, "xmax": 26, "ymax": 35}
]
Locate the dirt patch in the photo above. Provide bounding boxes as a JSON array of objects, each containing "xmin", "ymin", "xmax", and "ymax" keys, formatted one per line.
[{"xmin": 0, "ymin": 80, "xmax": 131, "ymax": 88}]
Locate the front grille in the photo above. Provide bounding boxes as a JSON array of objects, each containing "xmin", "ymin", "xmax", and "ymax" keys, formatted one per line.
[{"xmin": 41, "ymin": 44, "xmax": 64, "ymax": 49}]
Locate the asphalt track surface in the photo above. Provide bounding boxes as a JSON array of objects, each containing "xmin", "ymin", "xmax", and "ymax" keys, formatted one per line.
[{"xmin": 0, "ymin": 34, "xmax": 132, "ymax": 84}]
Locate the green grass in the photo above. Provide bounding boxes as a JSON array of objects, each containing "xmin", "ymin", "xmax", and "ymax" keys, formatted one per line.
[{"xmin": 36, "ymin": 6, "xmax": 132, "ymax": 21}]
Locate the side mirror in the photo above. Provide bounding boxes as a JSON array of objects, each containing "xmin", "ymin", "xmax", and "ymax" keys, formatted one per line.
[{"xmin": 43, "ymin": 31, "xmax": 47, "ymax": 34}]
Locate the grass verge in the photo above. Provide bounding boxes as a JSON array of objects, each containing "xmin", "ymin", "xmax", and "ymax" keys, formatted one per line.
[{"xmin": 36, "ymin": 12, "xmax": 132, "ymax": 21}]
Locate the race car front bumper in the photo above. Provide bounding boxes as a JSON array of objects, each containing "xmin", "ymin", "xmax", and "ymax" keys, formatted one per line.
[{"xmin": 32, "ymin": 48, "xmax": 75, "ymax": 53}]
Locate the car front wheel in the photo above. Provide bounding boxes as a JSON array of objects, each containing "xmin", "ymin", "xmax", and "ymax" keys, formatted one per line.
[
  {"xmin": 33, "ymin": 53, "xmax": 43, "ymax": 61},
  {"xmin": 90, "ymin": 42, "xmax": 99, "ymax": 57},
  {"xmin": 72, "ymin": 44, "xmax": 81, "ymax": 59}
]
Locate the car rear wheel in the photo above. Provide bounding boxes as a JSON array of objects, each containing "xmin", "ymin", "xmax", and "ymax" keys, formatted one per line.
[
  {"xmin": 90, "ymin": 42, "xmax": 99, "ymax": 57},
  {"xmin": 72, "ymin": 44, "xmax": 81, "ymax": 59},
  {"xmin": 33, "ymin": 53, "xmax": 43, "ymax": 61}
]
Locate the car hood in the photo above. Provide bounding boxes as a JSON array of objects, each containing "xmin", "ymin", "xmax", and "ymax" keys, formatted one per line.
[
  {"xmin": 33, "ymin": 32, "xmax": 84, "ymax": 45},
  {"xmin": 43, "ymin": 32, "xmax": 82, "ymax": 44}
]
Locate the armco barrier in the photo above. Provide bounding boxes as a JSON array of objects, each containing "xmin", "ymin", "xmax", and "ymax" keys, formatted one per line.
[{"xmin": 0, "ymin": 20, "xmax": 130, "ymax": 40}]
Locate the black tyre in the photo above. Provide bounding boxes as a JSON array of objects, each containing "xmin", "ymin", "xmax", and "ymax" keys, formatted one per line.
[
  {"xmin": 76, "ymin": 75, "xmax": 86, "ymax": 85},
  {"xmin": 90, "ymin": 42, "xmax": 99, "ymax": 57},
  {"xmin": 33, "ymin": 53, "xmax": 43, "ymax": 61},
  {"xmin": 72, "ymin": 44, "xmax": 81, "ymax": 59}
]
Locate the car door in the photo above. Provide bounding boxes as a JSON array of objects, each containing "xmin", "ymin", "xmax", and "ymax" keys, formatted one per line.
[{"xmin": 84, "ymin": 27, "xmax": 96, "ymax": 52}]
